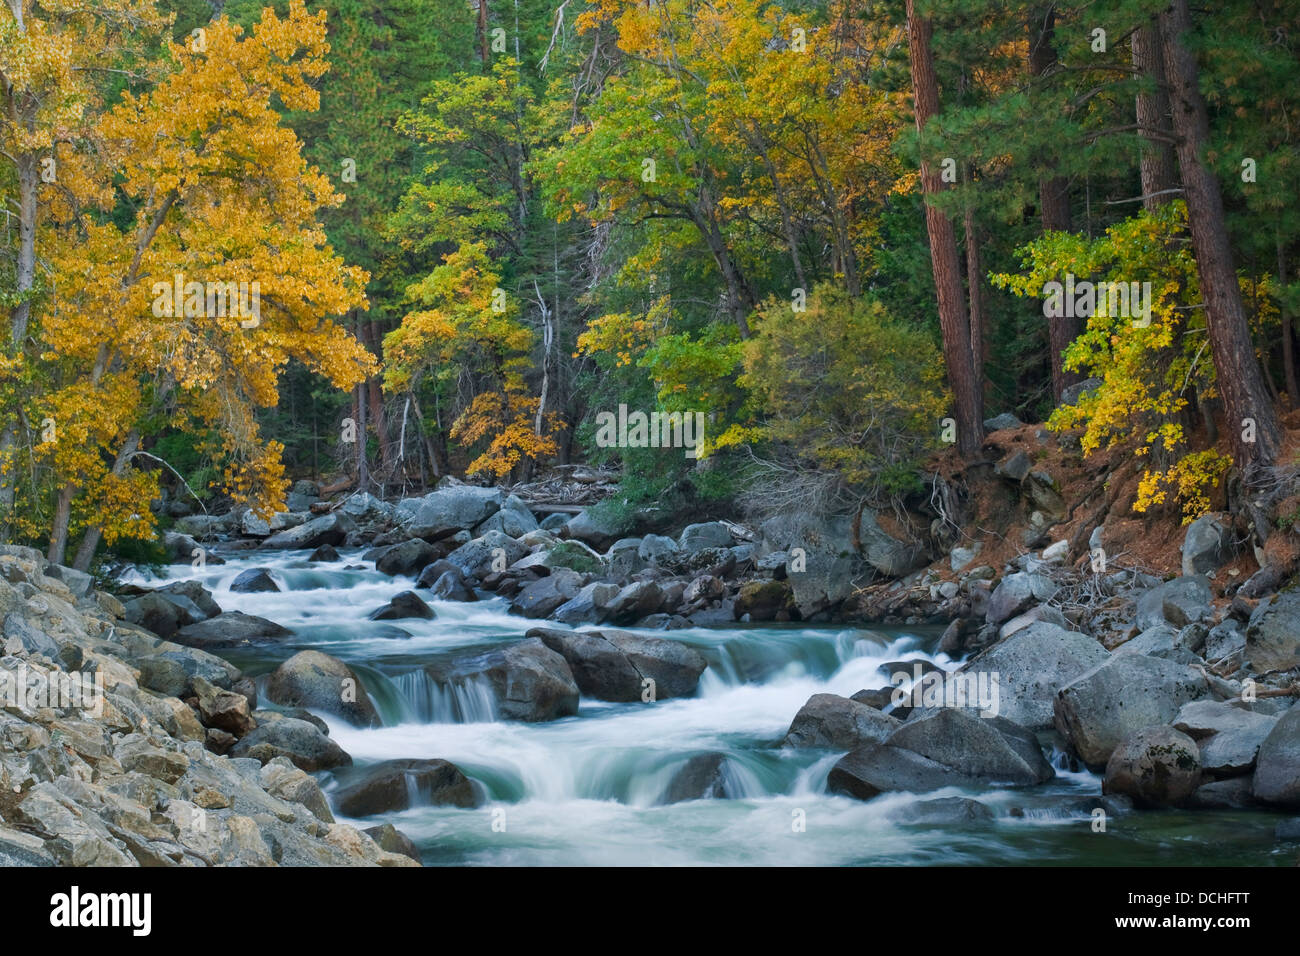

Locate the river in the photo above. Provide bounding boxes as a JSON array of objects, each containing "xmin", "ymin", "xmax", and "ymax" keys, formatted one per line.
[{"xmin": 121, "ymin": 549, "xmax": 1292, "ymax": 866}]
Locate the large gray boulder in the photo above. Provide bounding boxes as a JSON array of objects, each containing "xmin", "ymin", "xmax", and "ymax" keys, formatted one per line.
[
  {"xmin": 229, "ymin": 713, "xmax": 352, "ymax": 771},
  {"xmin": 1173, "ymin": 699, "xmax": 1278, "ymax": 774},
  {"xmin": 1244, "ymin": 590, "xmax": 1300, "ymax": 674},
  {"xmin": 1253, "ymin": 707, "xmax": 1300, "ymax": 807},
  {"xmin": 229, "ymin": 568, "xmax": 280, "ymax": 593},
  {"xmin": 828, "ymin": 710, "xmax": 1053, "ymax": 800},
  {"xmin": 264, "ymin": 512, "xmax": 356, "ymax": 550},
  {"xmin": 397, "ymin": 486, "xmax": 504, "ymax": 540},
  {"xmin": 375, "ymin": 538, "xmax": 440, "ymax": 577},
  {"xmin": 552, "ymin": 582, "xmax": 620, "ymax": 624},
  {"xmin": 1103, "ymin": 726, "xmax": 1201, "ymax": 807},
  {"xmin": 474, "ymin": 495, "xmax": 539, "ymax": 537},
  {"xmin": 1181, "ymin": 514, "xmax": 1230, "ymax": 576},
  {"xmin": 266, "ymin": 650, "xmax": 381, "ymax": 729},
  {"xmin": 1053, "ymin": 654, "xmax": 1207, "ymax": 768},
  {"xmin": 602, "ymin": 580, "xmax": 665, "ymax": 625},
  {"xmin": 510, "ymin": 569, "xmax": 582, "ymax": 618},
  {"xmin": 446, "ymin": 532, "xmax": 528, "ymax": 579},
  {"xmin": 431, "ymin": 638, "xmax": 579, "ymax": 722},
  {"xmin": 678, "ymin": 522, "xmax": 733, "ymax": 552},
  {"xmin": 173, "ymin": 611, "xmax": 292, "ymax": 650},
  {"xmin": 960, "ymin": 622, "xmax": 1109, "ymax": 729},
  {"xmin": 985, "ymin": 573, "xmax": 1057, "ymax": 627},
  {"xmin": 332, "ymin": 759, "xmax": 478, "ymax": 817},
  {"xmin": 1134, "ymin": 575, "xmax": 1212, "ymax": 631},
  {"xmin": 782, "ymin": 693, "xmax": 901, "ymax": 749},
  {"xmin": 564, "ymin": 509, "xmax": 624, "ymax": 550},
  {"xmin": 529, "ymin": 627, "xmax": 707, "ymax": 701}
]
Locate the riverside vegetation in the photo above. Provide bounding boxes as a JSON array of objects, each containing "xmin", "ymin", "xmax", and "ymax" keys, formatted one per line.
[{"xmin": 3, "ymin": 1, "xmax": 1300, "ymax": 865}]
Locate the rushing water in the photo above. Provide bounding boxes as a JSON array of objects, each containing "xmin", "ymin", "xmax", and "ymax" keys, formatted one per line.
[{"xmin": 122, "ymin": 549, "xmax": 1295, "ymax": 866}]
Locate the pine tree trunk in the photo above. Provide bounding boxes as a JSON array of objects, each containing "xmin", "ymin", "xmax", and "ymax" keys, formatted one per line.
[
  {"xmin": 1158, "ymin": 0, "xmax": 1281, "ymax": 467},
  {"xmin": 1133, "ymin": 22, "xmax": 1179, "ymax": 211},
  {"xmin": 907, "ymin": 0, "xmax": 982, "ymax": 458},
  {"xmin": 1281, "ymin": 241, "xmax": 1297, "ymax": 405},
  {"xmin": 1029, "ymin": 7, "xmax": 1080, "ymax": 401}
]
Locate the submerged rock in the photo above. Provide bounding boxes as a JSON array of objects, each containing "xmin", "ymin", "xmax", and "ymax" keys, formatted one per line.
[{"xmin": 332, "ymin": 759, "xmax": 479, "ymax": 816}]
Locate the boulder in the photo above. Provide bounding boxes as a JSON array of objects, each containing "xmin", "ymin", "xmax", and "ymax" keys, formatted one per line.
[
  {"xmin": 264, "ymin": 512, "xmax": 356, "ymax": 550},
  {"xmin": 828, "ymin": 710, "xmax": 1053, "ymax": 800},
  {"xmin": 340, "ymin": 492, "xmax": 395, "ymax": 522},
  {"xmin": 552, "ymin": 581, "xmax": 620, "ymax": 624},
  {"xmin": 473, "ymin": 495, "xmax": 539, "ymax": 537},
  {"xmin": 397, "ymin": 486, "xmax": 504, "ymax": 540},
  {"xmin": 173, "ymin": 612, "xmax": 292, "ymax": 650},
  {"xmin": 678, "ymin": 522, "xmax": 733, "ymax": 552},
  {"xmin": 888, "ymin": 796, "xmax": 994, "ymax": 824},
  {"xmin": 229, "ymin": 713, "xmax": 352, "ymax": 771},
  {"xmin": 363, "ymin": 823, "xmax": 421, "ymax": 863},
  {"xmin": 1061, "ymin": 376, "xmax": 1101, "ymax": 407},
  {"xmin": 229, "ymin": 568, "xmax": 280, "ymax": 593},
  {"xmin": 1135, "ymin": 575, "xmax": 1212, "ymax": 631},
  {"xmin": 123, "ymin": 592, "xmax": 198, "ymax": 639},
  {"xmin": 193, "ymin": 676, "xmax": 256, "ymax": 737},
  {"xmin": 983, "ymin": 413, "xmax": 1023, "ymax": 432},
  {"xmin": 332, "ymin": 759, "xmax": 478, "ymax": 817},
  {"xmin": 1173, "ymin": 699, "xmax": 1278, "ymax": 774},
  {"xmin": 530, "ymin": 627, "xmax": 708, "ymax": 701},
  {"xmin": 637, "ymin": 534, "xmax": 680, "ymax": 565},
  {"xmin": 733, "ymin": 579, "xmax": 795, "ymax": 622},
  {"xmin": 426, "ymin": 570, "xmax": 477, "ymax": 603},
  {"xmin": 1053, "ymin": 654, "xmax": 1207, "ymax": 768},
  {"xmin": 375, "ymin": 538, "xmax": 440, "ymax": 577},
  {"xmin": 1244, "ymin": 590, "xmax": 1300, "ymax": 673},
  {"xmin": 266, "ymin": 650, "xmax": 381, "ymax": 728},
  {"xmin": 368, "ymin": 591, "xmax": 435, "ymax": 621},
  {"xmin": 985, "ymin": 573, "xmax": 1057, "ymax": 627},
  {"xmin": 1181, "ymin": 514, "xmax": 1230, "ymax": 576},
  {"xmin": 960, "ymin": 622, "xmax": 1109, "ymax": 730},
  {"xmin": 432, "ymin": 639, "xmax": 579, "ymax": 722},
  {"xmin": 1253, "ymin": 707, "xmax": 1300, "ymax": 807},
  {"xmin": 446, "ymin": 532, "xmax": 529, "ymax": 578},
  {"xmin": 603, "ymin": 580, "xmax": 666, "ymax": 625},
  {"xmin": 782, "ymin": 693, "xmax": 901, "ymax": 749},
  {"xmin": 308, "ymin": 544, "xmax": 340, "ymax": 562},
  {"xmin": 510, "ymin": 569, "xmax": 582, "ymax": 618},
  {"xmin": 564, "ymin": 509, "xmax": 624, "ymax": 550},
  {"xmin": 155, "ymin": 580, "xmax": 222, "ymax": 619},
  {"xmin": 260, "ymin": 759, "xmax": 334, "ymax": 822},
  {"xmin": 1102, "ymin": 726, "xmax": 1201, "ymax": 807},
  {"xmin": 660, "ymin": 753, "xmax": 732, "ymax": 803}
]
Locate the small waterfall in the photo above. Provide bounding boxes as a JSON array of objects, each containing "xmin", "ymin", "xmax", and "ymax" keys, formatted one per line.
[{"xmin": 389, "ymin": 670, "xmax": 498, "ymax": 724}]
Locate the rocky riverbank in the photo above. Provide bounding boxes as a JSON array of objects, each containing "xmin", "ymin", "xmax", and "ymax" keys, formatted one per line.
[{"xmin": 3, "ymin": 469, "xmax": 1299, "ymax": 866}]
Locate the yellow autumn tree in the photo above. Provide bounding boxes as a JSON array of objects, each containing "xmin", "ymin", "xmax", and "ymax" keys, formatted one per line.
[
  {"xmin": 36, "ymin": 0, "xmax": 374, "ymax": 567},
  {"xmin": 384, "ymin": 241, "xmax": 556, "ymax": 481}
]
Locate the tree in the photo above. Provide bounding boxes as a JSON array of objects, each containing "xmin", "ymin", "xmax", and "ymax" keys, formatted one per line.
[
  {"xmin": 905, "ymin": 0, "xmax": 982, "ymax": 457},
  {"xmin": 1158, "ymin": 0, "xmax": 1281, "ymax": 467}
]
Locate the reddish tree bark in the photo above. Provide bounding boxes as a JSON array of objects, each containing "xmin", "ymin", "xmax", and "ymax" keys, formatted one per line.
[
  {"xmin": 1158, "ymin": 0, "xmax": 1281, "ymax": 467},
  {"xmin": 907, "ymin": 0, "xmax": 982, "ymax": 457}
]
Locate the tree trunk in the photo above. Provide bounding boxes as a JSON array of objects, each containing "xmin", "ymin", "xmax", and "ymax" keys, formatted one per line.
[
  {"xmin": 964, "ymin": 204, "xmax": 986, "ymax": 393},
  {"xmin": 907, "ymin": 0, "xmax": 982, "ymax": 458},
  {"xmin": 1029, "ymin": 7, "xmax": 1080, "ymax": 401},
  {"xmin": 478, "ymin": 0, "xmax": 489, "ymax": 63},
  {"xmin": 1, "ymin": 153, "xmax": 39, "ymax": 520},
  {"xmin": 1158, "ymin": 0, "xmax": 1281, "ymax": 467},
  {"xmin": 1281, "ymin": 240, "xmax": 1297, "ymax": 405},
  {"xmin": 1133, "ymin": 22, "xmax": 1179, "ymax": 212},
  {"xmin": 47, "ymin": 485, "xmax": 76, "ymax": 565},
  {"xmin": 71, "ymin": 429, "xmax": 141, "ymax": 572}
]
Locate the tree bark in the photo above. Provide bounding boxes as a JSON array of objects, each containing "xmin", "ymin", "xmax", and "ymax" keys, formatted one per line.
[
  {"xmin": 1281, "ymin": 240, "xmax": 1297, "ymax": 405},
  {"xmin": 964, "ymin": 204, "xmax": 986, "ymax": 391},
  {"xmin": 1029, "ymin": 7, "xmax": 1080, "ymax": 401},
  {"xmin": 1158, "ymin": 0, "xmax": 1281, "ymax": 467},
  {"xmin": 907, "ymin": 0, "xmax": 982, "ymax": 458},
  {"xmin": 1133, "ymin": 22, "xmax": 1179, "ymax": 212}
]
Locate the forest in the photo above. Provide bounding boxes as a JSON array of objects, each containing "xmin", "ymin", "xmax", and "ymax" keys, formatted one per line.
[{"xmin": 2, "ymin": 0, "xmax": 1299, "ymax": 572}]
